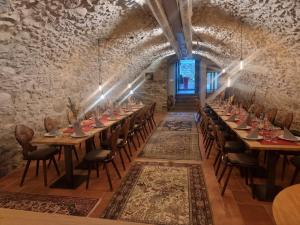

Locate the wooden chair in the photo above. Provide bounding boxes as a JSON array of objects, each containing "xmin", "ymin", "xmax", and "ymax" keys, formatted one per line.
[
  {"xmin": 44, "ymin": 117, "xmax": 79, "ymax": 162},
  {"xmin": 215, "ymin": 126, "xmax": 258, "ymax": 196},
  {"xmin": 117, "ymin": 118, "xmax": 132, "ymax": 170},
  {"xmin": 15, "ymin": 125, "xmax": 60, "ymax": 186},
  {"xmin": 265, "ymin": 108, "xmax": 278, "ymax": 124},
  {"xmin": 128, "ymin": 113, "xmax": 140, "ymax": 149},
  {"xmin": 85, "ymin": 126, "xmax": 122, "ymax": 190},
  {"xmin": 290, "ymin": 155, "xmax": 300, "ymax": 185}
]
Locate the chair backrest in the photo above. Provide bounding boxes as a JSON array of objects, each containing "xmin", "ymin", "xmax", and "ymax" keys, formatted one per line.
[
  {"xmin": 254, "ymin": 104, "xmax": 264, "ymax": 118},
  {"xmin": 215, "ymin": 126, "xmax": 226, "ymax": 155},
  {"xmin": 150, "ymin": 102, "xmax": 156, "ymax": 115},
  {"xmin": 266, "ymin": 108, "xmax": 278, "ymax": 124},
  {"xmin": 109, "ymin": 126, "xmax": 121, "ymax": 156},
  {"xmin": 85, "ymin": 110, "xmax": 96, "ymax": 120},
  {"xmin": 44, "ymin": 117, "xmax": 58, "ymax": 132},
  {"xmin": 282, "ymin": 112, "xmax": 293, "ymax": 129},
  {"xmin": 15, "ymin": 125, "xmax": 36, "ymax": 158}
]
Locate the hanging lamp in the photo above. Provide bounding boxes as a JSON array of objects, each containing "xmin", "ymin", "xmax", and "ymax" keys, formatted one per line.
[{"xmin": 239, "ymin": 22, "xmax": 244, "ymax": 70}]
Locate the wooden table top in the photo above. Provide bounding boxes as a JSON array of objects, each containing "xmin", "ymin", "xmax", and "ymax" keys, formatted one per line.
[
  {"xmin": 31, "ymin": 107, "xmax": 143, "ymax": 146},
  {"xmin": 209, "ymin": 105, "xmax": 300, "ymax": 152},
  {"xmin": 0, "ymin": 208, "xmax": 151, "ymax": 225},
  {"xmin": 273, "ymin": 184, "xmax": 300, "ymax": 225}
]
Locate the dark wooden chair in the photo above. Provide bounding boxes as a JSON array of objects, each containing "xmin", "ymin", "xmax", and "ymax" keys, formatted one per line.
[
  {"xmin": 44, "ymin": 117, "xmax": 79, "ymax": 162},
  {"xmin": 290, "ymin": 155, "xmax": 300, "ymax": 185},
  {"xmin": 265, "ymin": 108, "xmax": 278, "ymax": 124},
  {"xmin": 85, "ymin": 126, "xmax": 122, "ymax": 190},
  {"xmin": 15, "ymin": 125, "xmax": 60, "ymax": 186},
  {"xmin": 128, "ymin": 113, "xmax": 140, "ymax": 149},
  {"xmin": 215, "ymin": 126, "xmax": 258, "ymax": 196},
  {"xmin": 117, "ymin": 118, "xmax": 132, "ymax": 170}
]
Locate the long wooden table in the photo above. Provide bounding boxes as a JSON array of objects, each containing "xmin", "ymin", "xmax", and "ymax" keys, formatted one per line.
[
  {"xmin": 209, "ymin": 104, "xmax": 300, "ymax": 201},
  {"xmin": 31, "ymin": 106, "xmax": 144, "ymax": 189}
]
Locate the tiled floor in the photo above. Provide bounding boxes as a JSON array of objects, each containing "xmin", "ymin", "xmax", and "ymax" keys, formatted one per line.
[{"xmin": 1, "ymin": 112, "xmax": 297, "ymax": 224}]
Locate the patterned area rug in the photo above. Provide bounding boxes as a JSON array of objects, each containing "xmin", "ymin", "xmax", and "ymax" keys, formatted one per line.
[
  {"xmin": 102, "ymin": 162, "xmax": 213, "ymax": 225},
  {"xmin": 140, "ymin": 112, "xmax": 201, "ymax": 160},
  {"xmin": 0, "ymin": 191, "xmax": 99, "ymax": 216}
]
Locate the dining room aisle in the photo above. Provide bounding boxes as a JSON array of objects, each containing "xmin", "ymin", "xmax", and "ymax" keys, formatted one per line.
[{"xmin": 99, "ymin": 112, "xmax": 245, "ymax": 225}]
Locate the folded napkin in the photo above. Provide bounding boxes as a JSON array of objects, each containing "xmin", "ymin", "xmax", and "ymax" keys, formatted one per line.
[
  {"xmin": 109, "ymin": 114, "xmax": 117, "ymax": 120},
  {"xmin": 283, "ymin": 127, "xmax": 298, "ymax": 141},
  {"xmin": 73, "ymin": 121, "xmax": 85, "ymax": 136},
  {"xmin": 236, "ymin": 120, "xmax": 248, "ymax": 129},
  {"xmin": 246, "ymin": 128, "xmax": 259, "ymax": 138},
  {"xmin": 49, "ymin": 128, "xmax": 59, "ymax": 135},
  {"xmin": 94, "ymin": 115, "xmax": 104, "ymax": 127},
  {"xmin": 227, "ymin": 114, "xmax": 236, "ymax": 122}
]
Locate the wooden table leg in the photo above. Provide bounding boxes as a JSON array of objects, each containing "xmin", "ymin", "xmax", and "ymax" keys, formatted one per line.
[
  {"xmin": 64, "ymin": 145, "xmax": 74, "ymax": 186},
  {"xmin": 252, "ymin": 151, "xmax": 283, "ymax": 201},
  {"xmin": 50, "ymin": 145, "xmax": 86, "ymax": 189}
]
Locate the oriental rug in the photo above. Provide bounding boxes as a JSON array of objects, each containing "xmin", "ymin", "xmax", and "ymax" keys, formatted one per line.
[
  {"xmin": 0, "ymin": 191, "xmax": 99, "ymax": 217},
  {"xmin": 139, "ymin": 112, "xmax": 201, "ymax": 160},
  {"xmin": 102, "ymin": 161, "xmax": 213, "ymax": 225}
]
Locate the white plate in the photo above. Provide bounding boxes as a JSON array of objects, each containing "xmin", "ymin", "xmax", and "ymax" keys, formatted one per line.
[
  {"xmin": 91, "ymin": 124, "xmax": 105, "ymax": 128},
  {"xmin": 278, "ymin": 135, "xmax": 300, "ymax": 142},
  {"xmin": 235, "ymin": 126, "xmax": 252, "ymax": 130},
  {"xmin": 226, "ymin": 118, "xmax": 239, "ymax": 122},
  {"xmin": 44, "ymin": 133, "xmax": 59, "ymax": 137},
  {"xmin": 243, "ymin": 135, "xmax": 263, "ymax": 141},
  {"xmin": 70, "ymin": 133, "xmax": 88, "ymax": 138}
]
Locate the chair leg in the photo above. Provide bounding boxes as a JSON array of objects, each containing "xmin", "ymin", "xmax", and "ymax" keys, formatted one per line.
[
  {"xmin": 218, "ymin": 164, "xmax": 228, "ymax": 183},
  {"xmin": 47, "ymin": 158, "xmax": 52, "ymax": 168},
  {"xmin": 139, "ymin": 129, "xmax": 145, "ymax": 142},
  {"xmin": 111, "ymin": 159, "xmax": 121, "ymax": 179},
  {"xmin": 36, "ymin": 160, "xmax": 39, "ymax": 176},
  {"xmin": 96, "ymin": 163, "xmax": 99, "ymax": 178},
  {"xmin": 135, "ymin": 133, "xmax": 141, "ymax": 147},
  {"xmin": 104, "ymin": 163, "xmax": 113, "ymax": 191},
  {"xmin": 73, "ymin": 146, "xmax": 79, "ymax": 162},
  {"xmin": 42, "ymin": 160, "xmax": 47, "ymax": 186},
  {"xmin": 119, "ymin": 150, "xmax": 126, "ymax": 171},
  {"xmin": 123, "ymin": 146, "xmax": 132, "ymax": 162},
  {"xmin": 281, "ymin": 155, "xmax": 288, "ymax": 180},
  {"xmin": 151, "ymin": 117, "xmax": 156, "ymax": 126},
  {"xmin": 127, "ymin": 142, "xmax": 133, "ymax": 157},
  {"xmin": 131, "ymin": 137, "xmax": 138, "ymax": 151},
  {"xmin": 86, "ymin": 163, "xmax": 91, "ymax": 189},
  {"xmin": 215, "ymin": 156, "xmax": 222, "ymax": 176},
  {"xmin": 221, "ymin": 166, "xmax": 233, "ymax": 196},
  {"xmin": 213, "ymin": 152, "xmax": 221, "ymax": 168},
  {"xmin": 290, "ymin": 168, "xmax": 299, "ymax": 185},
  {"xmin": 52, "ymin": 156, "xmax": 60, "ymax": 176},
  {"xmin": 58, "ymin": 149, "xmax": 62, "ymax": 161},
  {"xmin": 20, "ymin": 160, "xmax": 31, "ymax": 186},
  {"xmin": 206, "ymin": 141, "xmax": 214, "ymax": 159}
]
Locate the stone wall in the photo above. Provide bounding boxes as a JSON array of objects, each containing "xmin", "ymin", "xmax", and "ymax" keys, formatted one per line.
[
  {"xmin": 192, "ymin": 0, "xmax": 300, "ymax": 130},
  {"xmin": 0, "ymin": 0, "xmax": 173, "ymax": 177},
  {"xmin": 135, "ymin": 58, "xmax": 169, "ymax": 111},
  {"xmin": 0, "ymin": 0, "xmax": 299, "ymax": 177}
]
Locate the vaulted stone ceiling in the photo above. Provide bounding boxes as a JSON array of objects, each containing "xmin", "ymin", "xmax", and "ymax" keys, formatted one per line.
[{"xmin": 0, "ymin": 0, "xmax": 299, "ymax": 175}]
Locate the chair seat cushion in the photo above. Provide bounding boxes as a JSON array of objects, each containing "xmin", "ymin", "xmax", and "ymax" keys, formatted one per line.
[
  {"xmin": 28, "ymin": 146, "xmax": 58, "ymax": 160},
  {"xmin": 85, "ymin": 150, "xmax": 111, "ymax": 161},
  {"xmin": 225, "ymin": 141, "xmax": 244, "ymax": 153},
  {"xmin": 227, "ymin": 153, "xmax": 257, "ymax": 167},
  {"xmin": 291, "ymin": 156, "xmax": 300, "ymax": 168}
]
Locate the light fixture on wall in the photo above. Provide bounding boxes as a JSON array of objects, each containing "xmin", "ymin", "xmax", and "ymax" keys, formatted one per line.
[
  {"xmin": 227, "ymin": 77, "xmax": 231, "ymax": 87},
  {"xmin": 239, "ymin": 22, "xmax": 244, "ymax": 71}
]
